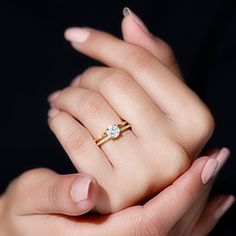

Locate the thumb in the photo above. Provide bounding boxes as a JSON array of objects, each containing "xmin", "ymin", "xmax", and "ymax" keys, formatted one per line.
[
  {"xmin": 122, "ymin": 7, "xmax": 182, "ymax": 77},
  {"xmin": 8, "ymin": 168, "xmax": 99, "ymax": 216}
]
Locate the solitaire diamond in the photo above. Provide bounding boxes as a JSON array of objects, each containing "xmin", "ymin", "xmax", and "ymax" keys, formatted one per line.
[{"xmin": 106, "ymin": 124, "xmax": 121, "ymax": 139}]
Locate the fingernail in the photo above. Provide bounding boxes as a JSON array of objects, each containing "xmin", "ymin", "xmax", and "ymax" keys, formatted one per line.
[
  {"xmin": 64, "ymin": 27, "xmax": 91, "ymax": 44},
  {"xmin": 48, "ymin": 90, "xmax": 61, "ymax": 103},
  {"xmin": 48, "ymin": 108, "xmax": 60, "ymax": 118},
  {"xmin": 71, "ymin": 75, "xmax": 81, "ymax": 87},
  {"xmin": 201, "ymin": 158, "xmax": 218, "ymax": 184},
  {"xmin": 214, "ymin": 195, "xmax": 235, "ymax": 219},
  {"xmin": 213, "ymin": 147, "xmax": 230, "ymax": 176},
  {"xmin": 71, "ymin": 177, "xmax": 92, "ymax": 203},
  {"xmin": 123, "ymin": 7, "xmax": 149, "ymax": 34}
]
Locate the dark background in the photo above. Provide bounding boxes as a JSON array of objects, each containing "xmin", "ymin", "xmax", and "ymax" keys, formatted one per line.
[{"xmin": 0, "ymin": 0, "xmax": 235, "ymax": 235}]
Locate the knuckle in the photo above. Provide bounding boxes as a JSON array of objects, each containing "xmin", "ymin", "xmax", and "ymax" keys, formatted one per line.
[
  {"xmin": 112, "ymin": 170, "xmax": 155, "ymax": 211},
  {"xmin": 100, "ymin": 69, "xmax": 131, "ymax": 92},
  {"xmin": 82, "ymin": 66, "xmax": 101, "ymax": 76},
  {"xmin": 78, "ymin": 90, "xmax": 105, "ymax": 117},
  {"xmin": 65, "ymin": 126, "xmax": 89, "ymax": 154},
  {"xmin": 159, "ymin": 40, "xmax": 176, "ymax": 66},
  {"xmin": 126, "ymin": 47, "xmax": 156, "ymax": 71},
  {"xmin": 47, "ymin": 178, "xmax": 64, "ymax": 212},
  {"xmin": 161, "ymin": 143, "xmax": 190, "ymax": 179},
  {"xmin": 192, "ymin": 107, "xmax": 215, "ymax": 141},
  {"xmin": 48, "ymin": 111, "xmax": 89, "ymax": 153}
]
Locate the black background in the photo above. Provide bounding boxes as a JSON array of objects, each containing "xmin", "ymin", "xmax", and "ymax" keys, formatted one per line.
[{"xmin": 0, "ymin": 1, "xmax": 236, "ymax": 235}]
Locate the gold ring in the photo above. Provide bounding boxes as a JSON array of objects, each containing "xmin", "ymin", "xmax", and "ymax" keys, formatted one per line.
[{"xmin": 94, "ymin": 120, "xmax": 132, "ymax": 146}]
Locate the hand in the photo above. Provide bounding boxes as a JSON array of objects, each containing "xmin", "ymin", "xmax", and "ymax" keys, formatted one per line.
[
  {"xmin": 0, "ymin": 169, "xmax": 99, "ymax": 236},
  {"xmin": 0, "ymin": 150, "xmax": 234, "ymax": 236},
  {"xmin": 48, "ymin": 9, "xmax": 215, "ymax": 213}
]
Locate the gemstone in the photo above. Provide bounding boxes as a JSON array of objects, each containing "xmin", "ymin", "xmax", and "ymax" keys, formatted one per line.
[{"xmin": 106, "ymin": 124, "xmax": 120, "ymax": 139}]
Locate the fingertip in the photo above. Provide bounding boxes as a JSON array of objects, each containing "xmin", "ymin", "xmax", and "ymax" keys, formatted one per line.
[
  {"xmin": 64, "ymin": 27, "xmax": 91, "ymax": 44},
  {"xmin": 48, "ymin": 108, "xmax": 60, "ymax": 118},
  {"xmin": 70, "ymin": 174, "xmax": 100, "ymax": 215}
]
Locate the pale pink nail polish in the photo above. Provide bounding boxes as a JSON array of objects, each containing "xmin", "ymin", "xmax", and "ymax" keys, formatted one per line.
[
  {"xmin": 65, "ymin": 27, "xmax": 91, "ymax": 44},
  {"xmin": 214, "ymin": 195, "xmax": 235, "ymax": 219},
  {"xmin": 48, "ymin": 108, "xmax": 59, "ymax": 118},
  {"xmin": 48, "ymin": 90, "xmax": 61, "ymax": 103},
  {"xmin": 123, "ymin": 7, "xmax": 150, "ymax": 34},
  {"xmin": 201, "ymin": 159, "xmax": 218, "ymax": 184},
  {"xmin": 71, "ymin": 75, "xmax": 81, "ymax": 87},
  {"xmin": 71, "ymin": 177, "xmax": 92, "ymax": 203},
  {"xmin": 213, "ymin": 147, "xmax": 230, "ymax": 176}
]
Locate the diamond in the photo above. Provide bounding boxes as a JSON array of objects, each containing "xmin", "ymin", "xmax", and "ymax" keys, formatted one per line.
[{"xmin": 106, "ymin": 124, "xmax": 121, "ymax": 139}]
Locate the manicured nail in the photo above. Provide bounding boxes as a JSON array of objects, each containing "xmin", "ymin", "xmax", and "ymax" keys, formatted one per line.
[
  {"xmin": 48, "ymin": 108, "xmax": 60, "ymax": 118},
  {"xmin": 214, "ymin": 195, "xmax": 235, "ymax": 219},
  {"xmin": 71, "ymin": 177, "xmax": 92, "ymax": 203},
  {"xmin": 201, "ymin": 158, "xmax": 218, "ymax": 184},
  {"xmin": 71, "ymin": 75, "xmax": 81, "ymax": 87},
  {"xmin": 123, "ymin": 7, "xmax": 149, "ymax": 34},
  {"xmin": 213, "ymin": 147, "xmax": 230, "ymax": 176},
  {"xmin": 48, "ymin": 90, "xmax": 61, "ymax": 103},
  {"xmin": 64, "ymin": 27, "xmax": 91, "ymax": 44}
]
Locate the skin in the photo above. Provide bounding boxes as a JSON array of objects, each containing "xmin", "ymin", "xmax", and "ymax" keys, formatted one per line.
[
  {"xmin": 48, "ymin": 13, "xmax": 215, "ymax": 213},
  {"xmin": 0, "ymin": 151, "xmax": 231, "ymax": 236},
  {"xmin": 0, "ymin": 11, "xmax": 231, "ymax": 235}
]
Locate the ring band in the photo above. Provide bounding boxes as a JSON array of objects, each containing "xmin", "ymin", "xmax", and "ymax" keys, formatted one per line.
[{"xmin": 94, "ymin": 120, "xmax": 132, "ymax": 146}]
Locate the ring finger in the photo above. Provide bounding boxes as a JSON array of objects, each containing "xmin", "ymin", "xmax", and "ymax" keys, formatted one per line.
[{"xmin": 53, "ymin": 86, "xmax": 141, "ymax": 167}]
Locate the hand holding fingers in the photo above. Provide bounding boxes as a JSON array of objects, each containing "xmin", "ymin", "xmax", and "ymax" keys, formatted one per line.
[
  {"xmin": 4, "ymin": 168, "xmax": 99, "ymax": 216},
  {"xmin": 59, "ymin": 149, "xmax": 233, "ymax": 236},
  {"xmin": 49, "ymin": 90, "xmax": 183, "ymax": 214},
  {"xmin": 0, "ymin": 168, "xmax": 100, "ymax": 236},
  {"xmin": 48, "ymin": 13, "xmax": 216, "ymax": 214}
]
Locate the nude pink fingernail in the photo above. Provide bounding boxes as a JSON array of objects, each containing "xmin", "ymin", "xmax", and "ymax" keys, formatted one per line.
[
  {"xmin": 201, "ymin": 158, "xmax": 218, "ymax": 184},
  {"xmin": 71, "ymin": 177, "xmax": 92, "ymax": 203},
  {"xmin": 214, "ymin": 195, "xmax": 235, "ymax": 219},
  {"xmin": 213, "ymin": 147, "xmax": 230, "ymax": 176},
  {"xmin": 64, "ymin": 27, "xmax": 91, "ymax": 44},
  {"xmin": 48, "ymin": 90, "xmax": 61, "ymax": 103},
  {"xmin": 48, "ymin": 108, "xmax": 60, "ymax": 118},
  {"xmin": 123, "ymin": 7, "xmax": 150, "ymax": 34}
]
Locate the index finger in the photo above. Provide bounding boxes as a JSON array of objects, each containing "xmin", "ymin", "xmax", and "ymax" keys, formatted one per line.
[{"xmin": 65, "ymin": 27, "xmax": 208, "ymax": 120}]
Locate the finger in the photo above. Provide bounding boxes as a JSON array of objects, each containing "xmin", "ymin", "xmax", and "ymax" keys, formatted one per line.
[
  {"xmin": 53, "ymin": 86, "xmax": 132, "ymax": 140},
  {"xmin": 144, "ymin": 147, "xmax": 231, "ymax": 232},
  {"xmin": 66, "ymin": 155, "xmax": 215, "ymax": 236},
  {"xmin": 192, "ymin": 195, "xmax": 235, "ymax": 236},
  {"xmin": 142, "ymin": 155, "xmax": 217, "ymax": 235},
  {"xmin": 52, "ymin": 87, "xmax": 142, "ymax": 167},
  {"xmin": 70, "ymin": 149, "xmax": 229, "ymax": 235},
  {"xmin": 48, "ymin": 110, "xmax": 114, "ymax": 179},
  {"xmin": 121, "ymin": 7, "xmax": 182, "ymax": 77},
  {"xmin": 10, "ymin": 168, "xmax": 99, "ymax": 216},
  {"xmin": 64, "ymin": 27, "xmax": 207, "ymax": 122},
  {"xmin": 76, "ymin": 67, "xmax": 168, "ymax": 141},
  {"xmin": 175, "ymin": 147, "xmax": 231, "ymax": 235}
]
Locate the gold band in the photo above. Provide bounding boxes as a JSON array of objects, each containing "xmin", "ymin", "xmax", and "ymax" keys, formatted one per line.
[{"xmin": 94, "ymin": 120, "xmax": 131, "ymax": 146}]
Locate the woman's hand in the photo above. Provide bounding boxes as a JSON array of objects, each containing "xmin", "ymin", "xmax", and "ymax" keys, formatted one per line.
[
  {"xmin": 0, "ymin": 169, "xmax": 99, "ymax": 236},
  {"xmin": 1, "ymin": 150, "xmax": 233, "ymax": 236},
  {"xmin": 48, "ymin": 9, "xmax": 215, "ymax": 213}
]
